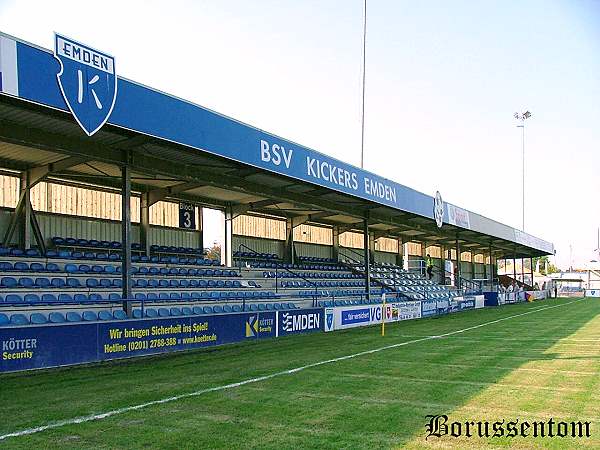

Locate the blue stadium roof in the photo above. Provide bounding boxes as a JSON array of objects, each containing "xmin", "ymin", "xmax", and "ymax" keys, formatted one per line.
[{"xmin": 0, "ymin": 32, "xmax": 553, "ymax": 257}]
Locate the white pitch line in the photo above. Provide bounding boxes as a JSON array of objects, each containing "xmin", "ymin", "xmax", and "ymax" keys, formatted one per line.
[{"xmin": 0, "ymin": 298, "xmax": 583, "ymax": 441}]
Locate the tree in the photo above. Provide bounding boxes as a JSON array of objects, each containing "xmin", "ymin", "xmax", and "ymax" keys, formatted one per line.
[
  {"xmin": 206, "ymin": 243, "xmax": 221, "ymax": 261},
  {"xmin": 533, "ymin": 256, "xmax": 560, "ymax": 275}
]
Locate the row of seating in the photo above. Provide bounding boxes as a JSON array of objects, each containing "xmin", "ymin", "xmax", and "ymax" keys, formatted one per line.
[
  {"xmin": 262, "ymin": 271, "xmax": 359, "ymax": 279},
  {"xmin": 0, "ymin": 277, "xmax": 259, "ymax": 289},
  {"xmin": 298, "ymin": 256, "xmax": 338, "ymax": 264},
  {"xmin": 1, "ymin": 247, "xmax": 220, "ymax": 266},
  {"xmin": 234, "ymin": 251, "xmax": 279, "ymax": 260},
  {"xmin": 281, "ymin": 280, "xmax": 365, "ymax": 288},
  {"xmin": 0, "ymin": 302, "xmax": 299, "ymax": 326},
  {"xmin": 296, "ymin": 288, "xmax": 391, "ymax": 298},
  {"xmin": 0, "ymin": 262, "xmax": 239, "ymax": 277},
  {"xmin": 249, "ymin": 262, "xmax": 345, "ymax": 271},
  {"xmin": 1, "ymin": 290, "xmax": 280, "ymax": 305},
  {"xmin": 52, "ymin": 237, "xmax": 205, "ymax": 256}
]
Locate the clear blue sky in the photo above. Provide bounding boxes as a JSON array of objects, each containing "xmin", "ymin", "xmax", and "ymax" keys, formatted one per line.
[{"xmin": 1, "ymin": 0, "xmax": 599, "ymax": 268}]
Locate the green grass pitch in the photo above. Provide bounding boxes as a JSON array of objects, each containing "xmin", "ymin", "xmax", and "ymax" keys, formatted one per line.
[{"xmin": 0, "ymin": 297, "xmax": 598, "ymax": 449}]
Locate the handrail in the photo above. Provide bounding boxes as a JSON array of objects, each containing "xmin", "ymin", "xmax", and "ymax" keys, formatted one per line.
[
  {"xmin": 235, "ymin": 242, "xmax": 321, "ymax": 305},
  {"xmin": 339, "ymin": 247, "xmax": 363, "ymax": 264}
]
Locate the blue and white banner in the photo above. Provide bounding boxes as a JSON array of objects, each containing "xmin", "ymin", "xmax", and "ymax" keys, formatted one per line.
[
  {"xmin": 586, "ymin": 289, "xmax": 600, "ymax": 298},
  {"xmin": 330, "ymin": 302, "xmax": 422, "ymax": 331},
  {"xmin": 277, "ymin": 308, "xmax": 323, "ymax": 336},
  {"xmin": 0, "ymin": 311, "xmax": 280, "ymax": 373}
]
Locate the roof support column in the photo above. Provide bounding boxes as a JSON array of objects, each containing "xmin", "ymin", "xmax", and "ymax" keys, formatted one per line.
[
  {"xmin": 530, "ymin": 257, "xmax": 534, "ymax": 288},
  {"xmin": 513, "ymin": 251, "xmax": 517, "ymax": 283},
  {"xmin": 197, "ymin": 207, "xmax": 204, "ymax": 253},
  {"xmin": 121, "ymin": 164, "xmax": 133, "ymax": 316},
  {"xmin": 369, "ymin": 232, "xmax": 376, "ymax": 264},
  {"xmin": 332, "ymin": 226, "xmax": 340, "ymax": 262},
  {"xmin": 140, "ymin": 192, "xmax": 151, "ymax": 257},
  {"xmin": 440, "ymin": 245, "xmax": 446, "ymax": 285},
  {"xmin": 19, "ymin": 171, "xmax": 32, "ymax": 251},
  {"xmin": 223, "ymin": 205, "xmax": 233, "ymax": 267},
  {"xmin": 396, "ymin": 238, "xmax": 403, "ymax": 267},
  {"xmin": 284, "ymin": 218, "xmax": 294, "ymax": 264},
  {"xmin": 489, "ymin": 244, "xmax": 494, "ymax": 287},
  {"xmin": 363, "ymin": 216, "xmax": 371, "ymax": 301},
  {"xmin": 403, "ymin": 242, "xmax": 409, "ymax": 270},
  {"xmin": 455, "ymin": 237, "xmax": 461, "ymax": 289}
]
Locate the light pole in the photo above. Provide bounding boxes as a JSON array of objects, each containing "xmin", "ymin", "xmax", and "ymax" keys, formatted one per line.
[
  {"xmin": 514, "ymin": 110, "xmax": 532, "ymax": 231},
  {"xmin": 360, "ymin": 0, "xmax": 367, "ymax": 168}
]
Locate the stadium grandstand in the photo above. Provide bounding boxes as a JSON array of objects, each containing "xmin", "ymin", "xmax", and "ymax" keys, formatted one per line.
[{"xmin": 0, "ymin": 31, "xmax": 555, "ymax": 372}]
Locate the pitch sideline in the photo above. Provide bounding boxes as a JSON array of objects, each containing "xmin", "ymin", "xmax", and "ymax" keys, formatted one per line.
[{"xmin": 0, "ymin": 298, "xmax": 584, "ymax": 441}]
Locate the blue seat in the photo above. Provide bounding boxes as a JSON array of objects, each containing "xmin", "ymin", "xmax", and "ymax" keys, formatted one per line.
[
  {"xmin": 66, "ymin": 312, "xmax": 82, "ymax": 322},
  {"xmin": 18, "ymin": 277, "xmax": 34, "ymax": 288},
  {"xmin": 78, "ymin": 264, "xmax": 91, "ymax": 273},
  {"xmin": 223, "ymin": 305, "xmax": 233, "ymax": 313},
  {"xmin": 5, "ymin": 294, "xmax": 23, "ymax": 303},
  {"xmin": 98, "ymin": 311, "xmax": 113, "ymax": 321},
  {"xmin": 58, "ymin": 293, "xmax": 75, "ymax": 304},
  {"xmin": 108, "ymin": 293, "xmax": 122, "ymax": 301},
  {"xmin": 51, "ymin": 278, "xmax": 66, "ymax": 288},
  {"xmin": 134, "ymin": 293, "xmax": 147, "ymax": 301},
  {"xmin": 112, "ymin": 279, "xmax": 122, "ymax": 288},
  {"xmin": 169, "ymin": 293, "xmax": 181, "ymax": 301},
  {"xmin": 65, "ymin": 264, "xmax": 78, "ymax": 273},
  {"xmin": 74, "ymin": 294, "xmax": 88, "ymax": 303},
  {"xmin": 30, "ymin": 262, "xmax": 44, "ymax": 272},
  {"xmin": 24, "ymin": 294, "xmax": 40, "ymax": 303},
  {"xmin": 14, "ymin": 262, "xmax": 30, "ymax": 271},
  {"xmin": 0, "ymin": 262, "xmax": 12, "ymax": 271},
  {"xmin": 82, "ymin": 310, "xmax": 98, "ymax": 321},
  {"xmin": 213, "ymin": 305, "xmax": 223, "ymax": 314},
  {"xmin": 104, "ymin": 265, "xmax": 116, "ymax": 274},
  {"xmin": 135, "ymin": 279, "xmax": 148, "ymax": 288},
  {"xmin": 41, "ymin": 293, "xmax": 57, "ymax": 303},
  {"xmin": 232, "ymin": 305, "xmax": 242, "ymax": 313},
  {"xmin": 158, "ymin": 292, "xmax": 170, "ymax": 301},
  {"xmin": 99, "ymin": 279, "xmax": 112, "ymax": 288},
  {"xmin": 10, "ymin": 249, "xmax": 24, "ymax": 257},
  {"xmin": 86, "ymin": 278, "xmax": 99, "ymax": 288},
  {"xmin": 67, "ymin": 278, "xmax": 81, "ymax": 288},
  {"xmin": 35, "ymin": 277, "xmax": 51, "ymax": 288},
  {"xmin": 192, "ymin": 306, "xmax": 204, "ymax": 315},
  {"xmin": 113, "ymin": 310, "xmax": 127, "ymax": 320},
  {"xmin": 170, "ymin": 307, "xmax": 182, "ymax": 316},
  {"xmin": 30, "ymin": 313, "xmax": 47, "ymax": 324},
  {"xmin": 48, "ymin": 312, "xmax": 66, "ymax": 323},
  {"xmin": 10, "ymin": 313, "xmax": 29, "ymax": 325},
  {"xmin": 145, "ymin": 308, "xmax": 158, "ymax": 318},
  {"xmin": 181, "ymin": 306, "xmax": 193, "ymax": 316},
  {"xmin": 147, "ymin": 293, "xmax": 158, "ymax": 301},
  {"xmin": 91, "ymin": 265, "xmax": 104, "ymax": 273},
  {"xmin": 0, "ymin": 313, "xmax": 7, "ymax": 326},
  {"xmin": 202, "ymin": 306, "xmax": 213, "ymax": 314},
  {"xmin": 132, "ymin": 309, "xmax": 143, "ymax": 319},
  {"xmin": 45, "ymin": 263, "xmax": 59, "ymax": 272}
]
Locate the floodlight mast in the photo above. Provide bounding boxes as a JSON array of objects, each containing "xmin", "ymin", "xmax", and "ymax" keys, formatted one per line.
[{"xmin": 514, "ymin": 110, "xmax": 532, "ymax": 231}]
